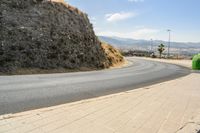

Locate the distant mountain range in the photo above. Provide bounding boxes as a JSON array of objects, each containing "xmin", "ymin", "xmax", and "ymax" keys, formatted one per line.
[{"xmin": 98, "ymin": 36, "xmax": 200, "ymax": 55}]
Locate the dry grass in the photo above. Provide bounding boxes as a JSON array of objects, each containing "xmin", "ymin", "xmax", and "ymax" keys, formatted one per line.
[{"xmin": 101, "ymin": 42, "xmax": 125, "ymax": 67}]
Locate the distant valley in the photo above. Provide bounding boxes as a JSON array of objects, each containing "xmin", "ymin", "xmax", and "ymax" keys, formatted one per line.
[{"xmin": 99, "ymin": 36, "xmax": 200, "ymax": 56}]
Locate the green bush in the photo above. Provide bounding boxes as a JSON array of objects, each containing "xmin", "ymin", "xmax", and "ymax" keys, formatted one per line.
[{"xmin": 192, "ymin": 54, "xmax": 200, "ymax": 70}]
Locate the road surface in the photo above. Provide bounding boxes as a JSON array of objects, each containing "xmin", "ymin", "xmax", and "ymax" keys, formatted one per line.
[{"xmin": 0, "ymin": 57, "xmax": 190, "ymax": 115}]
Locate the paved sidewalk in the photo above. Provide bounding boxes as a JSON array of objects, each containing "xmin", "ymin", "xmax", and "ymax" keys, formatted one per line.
[{"xmin": 1, "ymin": 60, "xmax": 200, "ymax": 133}]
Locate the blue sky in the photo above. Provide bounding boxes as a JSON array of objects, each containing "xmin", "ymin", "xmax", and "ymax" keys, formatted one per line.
[{"xmin": 65, "ymin": 0, "xmax": 200, "ymax": 42}]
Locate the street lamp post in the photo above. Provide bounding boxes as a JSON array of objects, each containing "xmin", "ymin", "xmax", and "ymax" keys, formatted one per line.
[
  {"xmin": 167, "ymin": 29, "xmax": 171, "ymax": 58},
  {"xmin": 150, "ymin": 39, "xmax": 153, "ymax": 52}
]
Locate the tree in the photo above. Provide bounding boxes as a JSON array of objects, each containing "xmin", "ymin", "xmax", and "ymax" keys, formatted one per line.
[{"xmin": 158, "ymin": 44, "xmax": 165, "ymax": 58}]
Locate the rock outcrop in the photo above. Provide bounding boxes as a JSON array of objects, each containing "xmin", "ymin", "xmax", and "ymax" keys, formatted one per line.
[{"xmin": 0, "ymin": 0, "xmax": 124, "ymax": 74}]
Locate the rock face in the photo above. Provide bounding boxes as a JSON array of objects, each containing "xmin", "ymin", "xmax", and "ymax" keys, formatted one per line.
[{"xmin": 0, "ymin": 0, "xmax": 114, "ymax": 73}]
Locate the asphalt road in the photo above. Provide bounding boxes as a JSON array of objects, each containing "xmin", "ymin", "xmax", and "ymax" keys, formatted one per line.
[{"xmin": 0, "ymin": 57, "xmax": 190, "ymax": 115}]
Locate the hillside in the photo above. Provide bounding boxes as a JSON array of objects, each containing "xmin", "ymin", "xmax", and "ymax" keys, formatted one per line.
[
  {"xmin": 101, "ymin": 42, "xmax": 124, "ymax": 67},
  {"xmin": 0, "ymin": 0, "xmax": 124, "ymax": 74}
]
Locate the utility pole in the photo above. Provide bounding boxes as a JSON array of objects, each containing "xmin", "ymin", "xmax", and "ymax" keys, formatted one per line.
[
  {"xmin": 167, "ymin": 29, "xmax": 171, "ymax": 58},
  {"xmin": 150, "ymin": 39, "xmax": 153, "ymax": 52}
]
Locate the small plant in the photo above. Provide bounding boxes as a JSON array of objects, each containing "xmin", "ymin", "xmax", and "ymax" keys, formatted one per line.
[{"xmin": 158, "ymin": 44, "xmax": 165, "ymax": 58}]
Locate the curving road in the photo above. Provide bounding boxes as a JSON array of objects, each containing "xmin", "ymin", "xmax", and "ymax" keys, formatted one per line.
[{"xmin": 0, "ymin": 57, "xmax": 190, "ymax": 115}]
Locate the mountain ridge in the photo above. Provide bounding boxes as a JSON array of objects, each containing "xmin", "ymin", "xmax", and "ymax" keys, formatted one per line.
[{"xmin": 99, "ymin": 36, "xmax": 200, "ymax": 55}]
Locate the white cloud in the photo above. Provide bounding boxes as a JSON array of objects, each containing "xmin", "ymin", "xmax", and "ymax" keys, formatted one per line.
[
  {"xmin": 128, "ymin": 0, "xmax": 144, "ymax": 2},
  {"xmin": 105, "ymin": 12, "xmax": 136, "ymax": 22},
  {"xmin": 96, "ymin": 28, "xmax": 160, "ymax": 40},
  {"xmin": 133, "ymin": 28, "xmax": 159, "ymax": 37}
]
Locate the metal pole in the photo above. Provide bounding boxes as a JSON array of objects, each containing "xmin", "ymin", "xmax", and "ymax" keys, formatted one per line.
[
  {"xmin": 167, "ymin": 29, "xmax": 171, "ymax": 58},
  {"xmin": 150, "ymin": 39, "xmax": 153, "ymax": 52}
]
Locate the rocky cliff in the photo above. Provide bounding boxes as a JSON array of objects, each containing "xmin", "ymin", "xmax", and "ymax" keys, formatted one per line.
[{"xmin": 0, "ymin": 0, "xmax": 124, "ymax": 74}]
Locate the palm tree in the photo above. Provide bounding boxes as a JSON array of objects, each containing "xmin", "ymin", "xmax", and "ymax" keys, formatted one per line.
[{"xmin": 158, "ymin": 44, "xmax": 165, "ymax": 58}]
